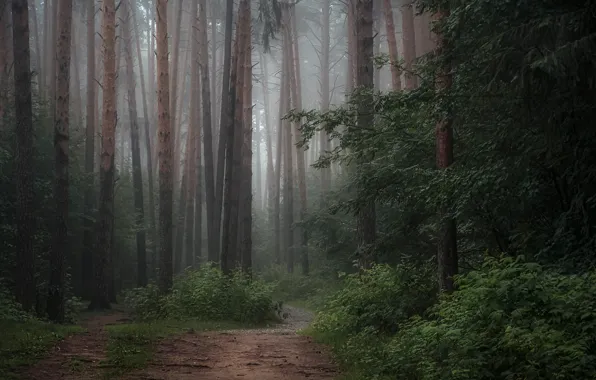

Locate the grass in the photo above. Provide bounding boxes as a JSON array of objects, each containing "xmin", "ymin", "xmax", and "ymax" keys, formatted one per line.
[
  {"xmin": 103, "ymin": 319, "xmax": 247, "ymax": 378},
  {"xmin": 0, "ymin": 318, "xmax": 84, "ymax": 379}
]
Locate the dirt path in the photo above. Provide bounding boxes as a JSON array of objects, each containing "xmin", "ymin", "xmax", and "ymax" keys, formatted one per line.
[
  {"xmin": 26, "ymin": 310, "xmax": 129, "ymax": 380},
  {"xmin": 125, "ymin": 306, "xmax": 338, "ymax": 380}
]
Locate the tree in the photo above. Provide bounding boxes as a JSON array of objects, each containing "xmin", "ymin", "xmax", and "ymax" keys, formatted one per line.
[
  {"xmin": 199, "ymin": 0, "xmax": 216, "ymax": 264},
  {"xmin": 47, "ymin": 0, "xmax": 73, "ymax": 322},
  {"xmin": 82, "ymin": 0, "xmax": 96, "ymax": 299},
  {"xmin": 400, "ymin": 0, "xmax": 417, "ymax": 89},
  {"xmin": 11, "ymin": 0, "xmax": 36, "ymax": 312},
  {"xmin": 355, "ymin": 0, "xmax": 376, "ymax": 269},
  {"xmin": 156, "ymin": 0, "xmax": 174, "ymax": 293},
  {"xmin": 89, "ymin": 0, "xmax": 116, "ymax": 310},
  {"xmin": 123, "ymin": 0, "xmax": 147, "ymax": 287},
  {"xmin": 383, "ymin": 0, "xmax": 401, "ymax": 90}
]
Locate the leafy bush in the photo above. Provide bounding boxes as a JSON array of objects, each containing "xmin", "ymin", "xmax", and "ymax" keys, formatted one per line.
[
  {"xmin": 310, "ymin": 258, "xmax": 596, "ymax": 380},
  {"xmin": 383, "ymin": 257, "xmax": 596, "ymax": 380},
  {"xmin": 311, "ymin": 262, "xmax": 436, "ymax": 340},
  {"xmin": 124, "ymin": 267, "xmax": 276, "ymax": 324}
]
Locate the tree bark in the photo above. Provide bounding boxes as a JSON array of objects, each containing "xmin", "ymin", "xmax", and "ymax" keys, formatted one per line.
[
  {"xmin": 12, "ymin": 0, "xmax": 36, "ymax": 312},
  {"xmin": 156, "ymin": 0, "xmax": 174, "ymax": 293},
  {"xmin": 355, "ymin": 0, "xmax": 376, "ymax": 269},
  {"xmin": 132, "ymin": 3, "xmax": 157, "ymax": 278},
  {"xmin": 199, "ymin": 0, "xmax": 217, "ymax": 264},
  {"xmin": 400, "ymin": 0, "xmax": 417, "ymax": 89},
  {"xmin": 215, "ymin": 0, "xmax": 235, "ymax": 266},
  {"xmin": 123, "ymin": 1, "xmax": 147, "ymax": 287},
  {"xmin": 383, "ymin": 0, "xmax": 401, "ymax": 90},
  {"xmin": 82, "ymin": 0, "xmax": 95, "ymax": 299},
  {"xmin": 47, "ymin": 0, "xmax": 73, "ymax": 322},
  {"xmin": 319, "ymin": 0, "xmax": 331, "ymax": 207},
  {"xmin": 240, "ymin": 9, "xmax": 252, "ymax": 273},
  {"xmin": 289, "ymin": 5, "xmax": 309, "ymax": 275},
  {"xmin": 89, "ymin": 0, "xmax": 115, "ymax": 310}
]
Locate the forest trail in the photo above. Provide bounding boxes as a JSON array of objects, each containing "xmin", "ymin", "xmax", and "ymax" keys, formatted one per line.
[
  {"xmin": 123, "ymin": 306, "xmax": 338, "ymax": 380},
  {"xmin": 24, "ymin": 306, "xmax": 338, "ymax": 379},
  {"xmin": 26, "ymin": 309, "xmax": 130, "ymax": 380}
]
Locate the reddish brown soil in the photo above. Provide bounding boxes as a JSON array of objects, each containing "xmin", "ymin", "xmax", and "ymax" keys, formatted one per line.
[
  {"xmin": 124, "ymin": 330, "xmax": 338, "ymax": 380},
  {"xmin": 25, "ymin": 310, "xmax": 129, "ymax": 380}
]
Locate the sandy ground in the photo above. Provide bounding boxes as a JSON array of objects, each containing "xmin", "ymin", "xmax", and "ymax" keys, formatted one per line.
[{"xmin": 25, "ymin": 306, "xmax": 338, "ymax": 380}]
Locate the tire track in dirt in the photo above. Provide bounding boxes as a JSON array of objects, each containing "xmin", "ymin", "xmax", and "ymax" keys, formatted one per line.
[
  {"xmin": 25, "ymin": 310, "xmax": 129, "ymax": 380},
  {"xmin": 125, "ymin": 306, "xmax": 339, "ymax": 380}
]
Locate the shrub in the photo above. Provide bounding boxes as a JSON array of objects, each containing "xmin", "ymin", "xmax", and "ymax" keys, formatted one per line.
[
  {"xmin": 383, "ymin": 257, "xmax": 596, "ymax": 380},
  {"xmin": 124, "ymin": 267, "xmax": 276, "ymax": 324}
]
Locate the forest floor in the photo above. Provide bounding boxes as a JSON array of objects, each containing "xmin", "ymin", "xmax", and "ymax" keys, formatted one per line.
[{"xmin": 24, "ymin": 305, "xmax": 338, "ymax": 380}]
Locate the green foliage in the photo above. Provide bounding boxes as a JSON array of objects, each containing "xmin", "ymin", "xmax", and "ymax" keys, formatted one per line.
[
  {"xmin": 309, "ymin": 258, "xmax": 596, "ymax": 380},
  {"xmin": 124, "ymin": 267, "xmax": 276, "ymax": 324}
]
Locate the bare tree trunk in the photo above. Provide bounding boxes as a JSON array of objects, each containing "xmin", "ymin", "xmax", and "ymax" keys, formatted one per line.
[
  {"xmin": 222, "ymin": 0, "xmax": 249, "ymax": 273},
  {"xmin": 156, "ymin": 0, "xmax": 174, "ymax": 293},
  {"xmin": 89, "ymin": 0, "xmax": 115, "ymax": 310},
  {"xmin": 259, "ymin": 54, "xmax": 275, "ymax": 222},
  {"xmin": 82, "ymin": 0, "xmax": 95, "ymax": 299},
  {"xmin": 240, "ymin": 11, "xmax": 252, "ymax": 273},
  {"xmin": 434, "ymin": 9, "xmax": 457, "ymax": 292},
  {"xmin": 0, "ymin": 6, "xmax": 8, "ymax": 123},
  {"xmin": 47, "ymin": 0, "xmax": 73, "ymax": 322},
  {"xmin": 281, "ymin": 17, "xmax": 294, "ymax": 273},
  {"xmin": 12, "ymin": 0, "xmax": 36, "ymax": 312},
  {"xmin": 210, "ymin": 2, "xmax": 218, "ymax": 136},
  {"xmin": 355, "ymin": 0, "xmax": 376, "ymax": 269},
  {"xmin": 132, "ymin": 3, "xmax": 157, "ymax": 278},
  {"xmin": 383, "ymin": 0, "xmax": 401, "ymax": 90},
  {"xmin": 215, "ymin": 0, "xmax": 235, "ymax": 266},
  {"xmin": 199, "ymin": 0, "xmax": 217, "ymax": 264},
  {"xmin": 170, "ymin": 0, "xmax": 183, "ymax": 189},
  {"xmin": 288, "ymin": 5, "xmax": 309, "ymax": 275},
  {"xmin": 273, "ymin": 56, "xmax": 285, "ymax": 266},
  {"xmin": 400, "ymin": 0, "xmax": 417, "ymax": 89},
  {"xmin": 30, "ymin": 0, "xmax": 42, "ymax": 95},
  {"xmin": 123, "ymin": 1, "xmax": 147, "ymax": 287},
  {"xmin": 255, "ymin": 110, "xmax": 262, "ymax": 211},
  {"xmin": 319, "ymin": 0, "xmax": 331, "ymax": 207}
]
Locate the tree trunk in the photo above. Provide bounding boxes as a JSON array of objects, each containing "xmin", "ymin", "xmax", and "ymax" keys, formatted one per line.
[
  {"xmin": 29, "ymin": 0, "xmax": 42, "ymax": 95},
  {"xmin": 132, "ymin": 3, "xmax": 157, "ymax": 278},
  {"xmin": 240, "ymin": 10, "xmax": 252, "ymax": 273},
  {"xmin": 170, "ymin": 0, "xmax": 183, "ymax": 188},
  {"xmin": 281, "ymin": 17, "xmax": 294, "ymax": 273},
  {"xmin": 383, "ymin": 0, "xmax": 401, "ymax": 90},
  {"xmin": 319, "ymin": 0, "xmax": 331, "ymax": 207},
  {"xmin": 355, "ymin": 0, "xmax": 376, "ymax": 270},
  {"xmin": 222, "ymin": 0, "xmax": 249, "ymax": 274},
  {"xmin": 123, "ymin": 1, "xmax": 147, "ymax": 287},
  {"xmin": 435, "ymin": 9, "xmax": 457, "ymax": 292},
  {"xmin": 82, "ymin": 0, "xmax": 95, "ymax": 299},
  {"xmin": 89, "ymin": 0, "xmax": 115, "ymax": 310},
  {"xmin": 199, "ymin": 0, "xmax": 216, "ymax": 264},
  {"xmin": 1, "ymin": 2, "xmax": 14, "ymax": 123},
  {"xmin": 273, "ymin": 53, "xmax": 285, "ymax": 266},
  {"xmin": 46, "ymin": 0, "xmax": 73, "ymax": 322},
  {"xmin": 210, "ymin": 2, "xmax": 218, "ymax": 137},
  {"xmin": 255, "ymin": 110, "xmax": 262, "ymax": 211},
  {"xmin": 400, "ymin": 0, "xmax": 417, "ymax": 89},
  {"xmin": 156, "ymin": 0, "xmax": 174, "ymax": 293},
  {"xmin": 215, "ymin": 0, "xmax": 235, "ymax": 266},
  {"xmin": 288, "ymin": 5, "xmax": 309, "ymax": 275},
  {"xmin": 12, "ymin": 0, "xmax": 36, "ymax": 312},
  {"xmin": 260, "ymin": 53, "xmax": 275, "ymax": 226}
]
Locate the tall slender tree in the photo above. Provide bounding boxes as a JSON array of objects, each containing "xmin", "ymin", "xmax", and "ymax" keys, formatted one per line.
[
  {"xmin": 89, "ymin": 0, "xmax": 116, "ymax": 310},
  {"xmin": 47, "ymin": 0, "xmax": 74, "ymax": 322},
  {"xmin": 156, "ymin": 0, "xmax": 174, "ymax": 292},
  {"xmin": 383, "ymin": 0, "xmax": 401, "ymax": 90},
  {"xmin": 12, "ymin": 0, "xmax": 36, "ymax": 312},
  {"xmin": 123, "ymin": 1, "xmax": 147, "ymax": 287},
  {"xmin": 355, "ymin": 0, "xmax": 376, "ymax": 269}
]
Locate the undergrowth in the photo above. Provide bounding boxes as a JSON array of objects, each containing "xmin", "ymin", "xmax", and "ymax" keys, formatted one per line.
[
  {"xmin": 0, "ymin": 287, "xmax": 83, "ymax": 379},
  {"xmin": 306, "ymin": 257, "xmax": 596, "ymax": 380},
  {"xmin": 124, "ymin": 266, "xmax": 277, "ymax": 323}
]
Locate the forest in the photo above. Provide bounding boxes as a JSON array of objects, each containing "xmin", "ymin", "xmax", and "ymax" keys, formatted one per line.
[{"xmin": 1, "ymin": 0, "xmax": 595, "ymax": 379}]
